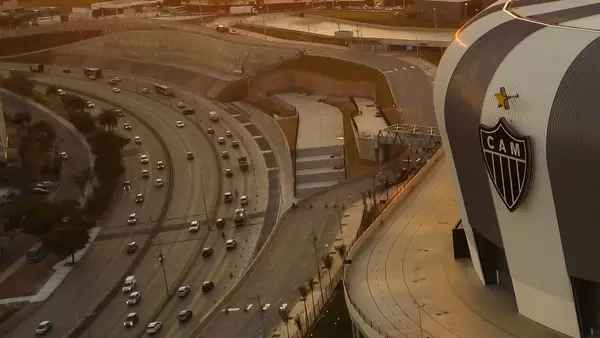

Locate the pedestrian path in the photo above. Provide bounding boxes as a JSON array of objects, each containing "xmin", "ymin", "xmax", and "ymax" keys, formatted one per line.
[{"xmin": 344, "ymin": 153, "xmax": 565, "ymax": 338}]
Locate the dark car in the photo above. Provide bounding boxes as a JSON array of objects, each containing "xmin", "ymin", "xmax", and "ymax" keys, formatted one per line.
[
  {"xmin": 182, "ymin": 108, "xmax": 195, "ymax": 115},
  {"xmin": 202, "ymin": 247, "xmax": 214, "ymax": 258},
  {"xmin": 216, "ymin": 218, "xmax": 225, "ymax": 229},
  {"xmin": 178, "ymin": 309, "xmax": 193, "ymax": 322},
  {"xmin": 201, "ymin": 281, "xmax": 215, "ymax": 293}
]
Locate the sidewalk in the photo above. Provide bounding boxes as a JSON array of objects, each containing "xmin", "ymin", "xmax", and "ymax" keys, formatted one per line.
[{"xmin": 344, "ymin": 153, "xmax": 565, "ymax": 338}]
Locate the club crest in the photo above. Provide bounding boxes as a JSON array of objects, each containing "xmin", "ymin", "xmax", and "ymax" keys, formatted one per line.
[{"xmin": 480, "ymin": 118, "xmax": 532, "ymax": 211}]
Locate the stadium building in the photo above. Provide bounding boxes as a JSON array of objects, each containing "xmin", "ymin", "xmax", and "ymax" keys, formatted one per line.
[{"xmin": 435, "ymin": 0, "xmax": 600, "ymax": 337}]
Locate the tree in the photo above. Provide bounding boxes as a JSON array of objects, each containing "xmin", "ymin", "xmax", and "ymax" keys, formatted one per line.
[
  {"xmin": 68, "ymin": 109, "xmax": 96, "ymax": 134},
  {"xmin": 45, "ymin": 226, "xmax": 89, "ymax": 265},
  {"xmin": 12, "ymin": 111, "xmax": 32, "ymax": 125},
  {"xmin": 97, "ymin": 108, "xmax": 119, "ymax": 131},
  {"xmin": 278, "ymin": 304, "xmax": 291, "ymax": 338},
  {"xmin": 306, "ymin": 278, "xmax": 317, "ymax": 322},
  {"xmin": 322, "ymin": 253, "xmax": 334, "ymax": 291},
  {"xmin": 297, "ymin": 285, "xmax": 310, "ymax": 328},
  {"xmin": 29, "ymin": 120, "xmax": 56, "ymax": 151},
  {"xmin": 61, "ymin": 94, "xmax": 86, "ymax": 113}
]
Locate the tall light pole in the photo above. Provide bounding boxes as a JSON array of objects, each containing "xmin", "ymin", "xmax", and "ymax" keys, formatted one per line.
[{"xmin": 157, "ymin": 251, "xmax": 169, "ymax": 297}]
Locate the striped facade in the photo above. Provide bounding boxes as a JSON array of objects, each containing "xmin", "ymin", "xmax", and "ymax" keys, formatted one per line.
[{"xmin": 435, "ymin": 1, "xmax": 600, "ymax": 337}]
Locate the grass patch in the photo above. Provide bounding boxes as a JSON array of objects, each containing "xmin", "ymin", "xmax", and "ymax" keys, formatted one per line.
[{"xmin": 307, "ymin": 8, "xmax": 460, "ymax": 29}]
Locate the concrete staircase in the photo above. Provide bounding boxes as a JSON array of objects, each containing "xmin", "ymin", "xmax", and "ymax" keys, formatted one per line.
[{"xmin": 296, "ymin": 145, "xmax": 345, "ymax": 199}]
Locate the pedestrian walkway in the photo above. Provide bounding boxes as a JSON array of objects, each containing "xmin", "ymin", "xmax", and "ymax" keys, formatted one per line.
[{"xmin": 344, "ymin": 153, "xmax": 565, "ymax": 338}]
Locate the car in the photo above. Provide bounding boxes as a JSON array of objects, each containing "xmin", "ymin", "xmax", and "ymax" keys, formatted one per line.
[
  {"xmin": 32, "ymin": 187, "xmax": 50, "ymax": 194},
  {"xmin": 225, "ymin": 239, "xmax": 237, "ymax": 250},
  {"xmin": 225, "ymin": 130, "xmax": 233, "ymax": 138},
  {"xmin": 188, "ymin": 220, "xmax": 200, "ymax": 233},
  {"xmin": 109, "ymin": 76, "xmax": 121, "ymax": 84},
  {"xmin": 244, "ymin": 304, "xmax": 254, "ymax": 312},
  {"xmin": 177, "ymin": 309, "xmax": 193, "ymax": 322},
  {"xmin": 123, "ymin": 312, "xmax": 138, "ymax": 328},
  {"xmin": 122, "ymin": 275, "xmax": 136, "ymax": 293},
  {"xmin": 35, "ymin": 320, "xmax": 52, "ymax": 335},
  {"xmin": 156, "ymin": 160, "xmax": 166, "ymax": 170},
  {"xmin": 59, "ymin": 151, "xmax": 69, "ymax": 160},
  {"xmin": 231, "ymin": 140, "xmax": 240, "ymax": 148},
  {"xmin": 216, "ymin": 218, "xmax": 225, "ymax": 229},
  {"xmin": 224, "ymin": 168, "xmax": 233, "ymax": 177},
  {"xmin": 176, "ymin": 101, "xmax": 186, "ymax": 108},
  {"xmin": 182, "ymin": 108, "xmax": 195, "ymax": 115},
  {"xmin": 134, "ymin": 136, "xmax": 142, "ymax": 145},
  {"xmin": 261, "ymin": 303, "xmax": 271, "ymax": 311},
  {"xmin": 279, "ymin": 303, "xmax": 288, "ymax": 313},
  {"xmin": 209, "ymin": 111, "xmax": 219, "ymax": 121},
  {"xmin": 201, "ymin": 280, "xmax": 215, "ymax": 293},
  {"xmin": 126, "ymin": 241, "xmax": 138, "ymax": 254},
  {"xmin": 112, "ymin": 87, "xmax": 121, "ymax": 93},
  {"xmin": 202, "ymin": 247, "xmax": 214, "ymax": 258},
  {"xmin": 113, "ymin": 108, "xmax": 124, "ymax": 117},
  {"xmin": 63, "ymin": 68, "xmax": 71, "ymax": 73},
  {"xmin": 224, "ymin": 192, "xmax": 233, "ymax": 203},
  {"xmin": 207, "ymin": 127, "xmax": 215, "ymax": 135},
  {"xmin": 240, "ymin": 195, "xmax": 248, "ymax": 206},
  {"xmin": 221, "ymin": 150, "xmax": 230, "ymax": 159},
  {"xmin": 217, "ymin": 137, "xmax": 226, "ymax": 145},
  {"xmin": 141, "ymin": 87, "xmax": 150, "ymax": 94},
  {"xmin": 123, "ymin": 180, "xmax": 132, "ymax": 190},
  {"xmin": 126, "ymin": 291, "xmax": 141, "ymax": 305},
  {"xmin": 186, "ymin": 152, "xmax": 194, "ymax": 160},
  {"xmin": 176, "ymin": 120, "xmax": 185, "ymax": 128},
  {"xmin": 145, "ymin": 321, "xmax": 162, "ymax": 335},
  {"xmin": 216, "ymin": 24, "xmax": 229, "ymax": 33},
  {"xmin": 135, "ymin": 193, "xmax": 144, "ymax": 204},
  {"xmin": 234, "ymin": 208, "xmax": 247, "ymax": 226},
  {"xmin": 128, "ymin": 213, "xmax": 137, "ymax": 225},
  {"xmin": 86, "ymin": 101, "xmax": 95, "ymax": 109},
  {"xmin": 140, "ymin": 154, "xmax": 149, "ymax": 164},
  {"xmin": 124, "ymin": 121, "xmax": 133, "ymax": 130},
  {"xmin": 36, "ymin": 181, "xmax": 56, "ymax": 189},
  {"xmin": 56, "ymin": 88, "xmax": 66, "ymax": 96},
  {"xmin": 141, "ymin": 169, "xmax": 150, "ymax": 179},
  {"xmin": 155, "ymin": 178, "xmax": 164, "ymax": 187},
  {"xmin": 176, "ymin": 285, "xmax": 191, "ymax": 298}
]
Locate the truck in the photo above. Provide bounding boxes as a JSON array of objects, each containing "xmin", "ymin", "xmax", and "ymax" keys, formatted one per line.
[
  {"xmin": 29, "ymin": 64, "xmax": 44, "ymax": 73},
  {"xmin": 83, "ymin": 67, "xmax": 102, "ymax": 80},
  {"xmin": 229, "ymin": 5, "xmax": 256, "ymax": 15},
  {"xmin": 238, "ymin": 156, "xmax": 249, "ymax": 171}
]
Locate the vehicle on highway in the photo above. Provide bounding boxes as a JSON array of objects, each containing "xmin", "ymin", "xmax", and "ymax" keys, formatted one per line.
[
  {"xmin": 126, "ymin": 291, "xmax": 141, "ymax": 306},
  {"xmin": 35, "ymin": 320, "xmax": 52, "ymax": 335},
  {"xmin": 240, "ymin": 195, "xmax": 249, "ymax": 206},
  {"xmin": 122, "ymin": 275, "xmax": 136, "ymax": 293},
  {"xmin": 112, "ymin": 107, "xmax": 124, "ymax": 117},
  {"xmin": 176, "ymin": 101, "xmax": 186, "ymax": 108},
  {"xmin": 209, "ymin": 111, "xmax": 219, "ymax": 121},
  {"xmin": 109, "ymin": 76, "xmax": 121, "ymax": 84},
  {"xmin": 261, "ymin": 303, "xmax": 271, "ymax": 311},
  {"xmin": 30, "ymin": 64, "xmax": 44, "ymax": 73},
  {"xmin": 182, "ymin": 107, "xmax": 195, "ymax": 115},
  {"xmin": 123, "ymin": 180, "xmax": 132, "ymax": 190},
  {"xmin": 176, "ymin": 120, "xmax": 185, "ymax": 128},
  {"xmin": 35, "ymin": 180, "xmax": 57, "ymax": 189},
  {"xmin": 202, "ymin": 247, "xmax": 214, "ymax": 258},
  {"xmin": 177, "ymin": 309, "xmax": 193, "ymax": 322},
  {"xmin": 232, "ymin": 140, "xmax": 240, "ymax": 148},
  {"xmin": 201, "ymin": 280, "xmax": 215, "ymax": 293},
  {"xmin": 141, "ymin": 87, "xmax": 150, "ymax": 94},
  {"xmin": 154, "ymin": 83, "xmax": 173, "ymax": 96},
  {"xmin": 207, "ymin": 127, "xmax": 215, "ymax": 135},
  {"xmin": 32, "ymin": 186, "xmax": 50, "ymax": 194},
  {"xmin": 156, "ymin": 160, "xmax": 166, "ymax": 170},
  {"xmin": 56, "ymin": 88, "xmax": 66, "ymax": 96},
  {"xmin": 225, "ymin": 168, "xmax": 233, "ymax": 177},
  {"xmin": 59, "ymin": 151, "xmax": 69, "ymax": 160},
  {"xmin": 141, "ymin": 169, "xmax": 150, "ymax": 179},
  {"xmin": 234, "ymin": 208, "xmax": 247, "ymax": 226},
  {"xmin": 225, "ymin": 130, "xmax": 233, "ymax": 137},
  {"xmin": 140, "ymin": 154, "xmax": 149, "ymax": 164},
  {"xmin": 224, "ymin": 192, "xmax": 233, "ymax": 203},
  {"xmin": 83, "ymin": 67, "xmax": 102, "ymax": 80},
  {"xmin": 279, "ymin": 303, "xmax": 288, "ymax": 316},
  {"xmin": 186, "ymin": 152, "xmax": 194, "ymax": 160},
  {"xmin": 123, "ymin": 121, "xmax": 133, "ymax": 130},
  {"xmin": 135, "ymin": 193, "xmax": 144, "ymax": 204},
  {"xmin": 112, "ymin": 87, "xmax": 121, "ymax": 93},
  {"xmin": 123, "ymin": 312, "xmax": 138, "ymax": 328},
  {"xmin": 244, "ymin": 304, "xmax": 254, "ymax": 312},
  {"xmin": 225, "ymin": 239, "xmax": 237, "ymax": 250},
  {"xmin": 134, "ymin": 136, "xmax": 142, "ymax": 145},
  {"xmin": 238, "ymin": 156, "xmax": 249, "ymax": 171},
  {"xmin": 221, "ymin": 150, "xmax": 230, "ymax": 159},
  {"xmin": 155, "ymin": 178, "xmax": 164, "ymax": 187},
  {"xmin": 217, "ymin": 137, "xmax": 226, "ymax": 145},
  {"xmin": 126, "ymin": 241, "xmax": 138, "ymax": 254},
  {"xmin": 216, "ymin": 24, "xmax": 229, "ymax": 33},
  {"xmin": 176, "ymin": 285, "xmax": 191, "ymax": 298},
  {"xmin": 86, "ymin": 101, "xmax": 95, "ymax": 109},
  {"xmin": 145, "ymin": 321, "xmax": 162, "ymax": 335},
  {"xmin": 216, "ymin": 218, "xmax": 225, "ymax": 229},
  {"xmin": 127, "ymin": 213, "xmax": 137, "ymax": 225},
  {"xmin": 188, "ymin": 220, "xmax": 200, "ymax": 233}
]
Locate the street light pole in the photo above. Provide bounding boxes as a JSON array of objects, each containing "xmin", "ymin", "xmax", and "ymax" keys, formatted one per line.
[{"xmin": 157, "ymin": 251, "xmax": 169, "ymax": 297}]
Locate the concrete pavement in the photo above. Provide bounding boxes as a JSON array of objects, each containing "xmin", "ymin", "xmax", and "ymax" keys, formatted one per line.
[{"xmin": 345, "ymin": 153, "xmax": 565, "ymax": 338}]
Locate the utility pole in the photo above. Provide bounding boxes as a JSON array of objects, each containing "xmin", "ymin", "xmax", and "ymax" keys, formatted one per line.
[
  {"xmin": 311, "ymin": 229, "xmax": 325, "ymax": 305},
  {"xmin": 157, "ymin": 251, "xmax": 169, "ymax": 297}
]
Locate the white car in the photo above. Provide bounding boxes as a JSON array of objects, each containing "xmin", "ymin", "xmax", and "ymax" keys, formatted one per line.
[
  {"xmin": 126, "ymin": 291, "xmax": 141, "ymax": 305},
  {"xmin": 56, "ymin": 88, "xmax": 66, "ymax": 96},
  {"xmin": 112, "ymin": 87, "xmax": 121, "ymax": 93},
  {"xmin": 224, "ymin": 168, "xmax": 233, "ymax": 178},
  {"xmin": 135, "ymin": 193, "xmax": 144, "ymax": 204},
  {"xmin": 175, "ymin": 120, "xmax": 185, "ymax": 128},
  {"xmin": 188, "ymin": 220, "xmax": 200, "ymax": 233},
  {"xmin": 209, "ymin": 111, "xmax": 219, "ymax": 121},
  {"xmin": 140, "ymin": 154, "xmax": 149, "ymax": 164},
  {"xmin": 156, "ymin": 160, "xmax": 166, "ymax": 170},
  {"xmin": 123, "ymin": 312, "xmax": 138, "ymax": 328},
  {"xmin": 176, "ymin": 285, "xmax": 191, "ymax": 298},
  {"xmin": 35, "ymin": 320, "xmax": 52, "ymax": 335},
  {"xmin": 146, "ymin": 321, "xmax": 162, "ymax": 335},
  {"xmin": 240, "ymin": 195, "xmax": 248, "ymax": 206},
  {"xmin": 176, "ymin": 101, "xmax": 186, "ymax": 108},
  {"xmin": 123, "ymin": 121, "xmax": 133, "ymax": 130},
  {"xmin": 155, "ymin": 178, "xmax": 164, "ymax": 187},
  {"xmin": 86, "ymin": 101, "xmax": 95, "ymax": 109},
  {"xmin": 134, "ymin": 136, "xmax": 141, "ymax": 145},
  {"xmin": 225, "ymin": 130, "xmax": 233, "ymax": 138},
  {"xmin": 122, "ymin": 275, "xmax": 136, "ymax": 293},
  {"xmin": 217, "ymin": 137, "xmax": 226, "ymax": 145},
  {"xmin": 141, "ymin": 87, "xmax": 150, "ymax": 94},
  {"xmin": 225, "ymin": 239, "xmax": 237, "ymax": 250},
  {"xmin": 127, "ymin": 213, "xmax": 137, "ymax": 225},
  {"xmin": 59, "ymin": 151, "xmax": 69, "ymax": 160},
  {"xmin": 141, "ymin": 169, "xmax": 150, "ymax": 178}
]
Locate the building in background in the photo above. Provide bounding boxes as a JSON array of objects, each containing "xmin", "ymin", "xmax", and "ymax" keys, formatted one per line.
[
  {"xmin": 90, "ymin": 0, "xmax": 163, "ymax": 17},
  {"xmin": 415, "ymin": 0, "xmax": 497, "ymax": 27}
]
